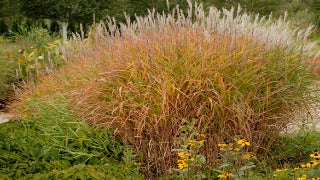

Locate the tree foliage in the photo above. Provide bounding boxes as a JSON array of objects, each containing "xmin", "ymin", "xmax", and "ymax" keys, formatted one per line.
[{"xmin": 18, "ymin": 0, "xmax": 110, "ymax": 23}]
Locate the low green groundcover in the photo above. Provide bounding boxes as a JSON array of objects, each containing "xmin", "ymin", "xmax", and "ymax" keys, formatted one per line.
[{"xmin": 0, "ymin": 98, "xmax": 143, "ymax": 179}]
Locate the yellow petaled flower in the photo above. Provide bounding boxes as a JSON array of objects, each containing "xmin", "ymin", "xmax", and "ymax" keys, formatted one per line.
[
  {"xmin": 195, "ymin": 133, "xmax": 206, "ymax": 138},
  {"xmin": 294, "ymin": 167, "xmax": 300, "ymax": 170},
  {"xmin": 178, "ymin": 164, "xmax": 183, "ymax": 169},
  {"xmin": 178, "ymin": 152, "xmax": 184, "ymax": 158},
  {"xmin": 237, "ymin": 139, "xmax": 250, "ymax": 147},
  {"xmin": 304, "ymin": 161, "xmax": 318, "ymax": 168},
  {"xmin": 310, "ymin": 152, "xmax": 320, "ymax": 159},
  {"xmin": 275, "ymin": 168, "xmax": 287, "ymax": 172},
  {"xmin": 177, "ymin": 159, "xmax": 184, "ymax": 163},
  {"xmin": 178, "ymin": 163, "xmax": 188, "ymax": 169},
  {"xmin": 17, "ymin": 58, "xmax": 25, "ymax": 65},
  {"xmin": 189, "ymin": 158, "xmax": 195, "ymax": 161},
  {"xmin": 306, "ymin": 163, "xmax": 311, "ymax": 168},
  {"xmin": 297, "ymin": 177, "xmax": 306, "ymax": 180},
  {"xmin": 178, "ymin": 151, "xmax": 191, "ymax": 158},
  {"xmin": 301, "ymin": 164, "xmax": 306, "ymax": 168},
  {"xmin": 309, "ymin": 160, "xmax": 319, "ymax": 167},
  {"xmin": 310, "ymin": 153, "xmax": 320, "ymax": 160},
  {"xmin": 198, "ymin": 140, "xmax": 204, "ymax": 145},
  {"xmin": 229, "ymin": 147, "xmax": 241, "ymax": 152},
  {"xmin": 297, "ymin": 175, "xmax": 308, "ymax": 180},
  {"xmin": 218, "ymin": 143, "xmax": 227, "ymax": 147},
  {"xmin": 188, "ymin": 140, "xmax": 194, "ymax": 146},
  {"xmin": 241, "ymin": 153, "xmax": 252, "ymax": 160},
  {"xmin": 218, "ymin": 173, "xmax": 232, "ymax": 179}
]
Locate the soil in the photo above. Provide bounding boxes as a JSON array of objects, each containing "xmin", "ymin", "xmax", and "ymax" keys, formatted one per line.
[
  {"xmin": 0, "ymin": 100, "xmax": 13, "ymax": 124},
  {"xmin": 0, "ymin": 112, "xmax": 13, "ymax": 124}
]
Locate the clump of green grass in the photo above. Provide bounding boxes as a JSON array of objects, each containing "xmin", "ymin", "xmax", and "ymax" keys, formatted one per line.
[
  {"xmin": 11, "ymin": 1, "xmax": 320, "ymax": 177},
  {"xmin": 1, "ymin": 96, "xmax": 143, "ymax": 179},
  {"xmin": 270, "ymin": 131, "xmax": 320, "ymax": 167}
]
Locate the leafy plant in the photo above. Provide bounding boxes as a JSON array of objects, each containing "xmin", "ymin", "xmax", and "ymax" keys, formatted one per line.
[
  {"xmin": 0, "ymin": 97, "xmax": 143, "ymax": 179},
  {"xmin": 212, "ymin": 138, "xmax": 257, "ymax": 179},
  {"xmin": 173, "ymin": 121, "xmax": 207, "ymax": 179},
  {"xmin": 11, "ymin": 26, "xmax": 63, "ymax": 81}
]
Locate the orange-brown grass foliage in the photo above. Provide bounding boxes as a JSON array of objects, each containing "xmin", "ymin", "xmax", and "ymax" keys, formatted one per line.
[{"xmin": 11, "ymin": 3, "xmax": 319, "ymax": 177}]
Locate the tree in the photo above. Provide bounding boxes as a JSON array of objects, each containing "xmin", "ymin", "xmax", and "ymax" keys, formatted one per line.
[
  {"xmin": 0, "ymin": 18, "xmax": 8, "ymax": 34},
  {"xmin": 18, "ymin": 0, "xmax": 110, "ymax": 41},
  {"xmin": 310, "ymin": 0, "xmax": 320, "ymax": 30},
  {"xmin": 0, "ymin": 0, "xmax": 21, "ymax": 18}
]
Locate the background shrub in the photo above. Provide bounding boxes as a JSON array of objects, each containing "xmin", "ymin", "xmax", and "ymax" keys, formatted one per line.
[{"xmin": 0, "ymin": 18, "xmax": 8, "ymax": 35}]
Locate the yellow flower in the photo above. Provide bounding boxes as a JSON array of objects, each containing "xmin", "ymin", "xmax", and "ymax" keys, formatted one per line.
[
  {"xmin": 195, "ymin": 133, "xmax": 206, "ymax": 138},
  {"xmin": 218, "ymin": 173, "xmax": 232, "ymax": 179},
  {"xmin": 306, "ymin": 163, "xmax": 312, "ymax": 167},
  {"xmin": 218, "ymin": 143, "xmax": 227, "ymax": 147},
  {"xmin": 188, "ymin": 140, "xmax": 194, "ymax": 146},
  {"xmin": 241, "ymin": 153, "xmax": 252, "ymax": 160},
  {"xmin": 301, "ymin": 164, "xmax": 306, "ymax": 168},
  {"xmin": 177, "ymin": 158, "xmax": 188, "ymax": 169},
  {"xmin": 310, "ymin": 160, "xmax": 319, "ymax": 167},
  {"xmin": 178, "ymin": 152, "xmax": 185, "ymax": 158},
  {"xmin": 237, "ymin": 139, "xmax": 250, "ymax": 147},
  {"xmin": 189, "ymin": 158, "xmax": 195, "ymax": 161},
  {"xmin": 198, "ymin": 140, "xmax": 204, "ymax": 145},
  {"xmin": 178, "ymin": 163, "xmax": 188, "ymax": 169},
  {"xmin": 294, "ymin": 167, "xmax": 300, "ymax": 170},
  {"xmin": 296, "ymin": 175, "xmax": 307, "ymax": 180},
  {"xmin": 17, "ymin": 58, "xmax": 25, "ymax": 65},
  {"xmin": 310, "ymin": 152, "xmax": 320, "ymax": 160},
  {"xmin": 178, "ymin": 151, "xmax": 191, "ymax": 158},
  {"xmin": 275, "ymin": 168, "xmax": 287, "ymax": 172},
  {"xmin": 304, "ymin": 161, "xmax": 318, "ymax": 168},
  {"xmin": 297, "ymin": 177, "xmax": 306, "ymax": 180},
  {"xmin": 229, "ymin": 147, "xmax": 241, "ymax": 152}
]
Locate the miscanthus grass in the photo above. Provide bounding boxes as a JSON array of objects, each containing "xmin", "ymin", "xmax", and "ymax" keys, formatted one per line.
[{"xmin": 11, "ymin": 1, "xmax": 320, "ymax": 177}]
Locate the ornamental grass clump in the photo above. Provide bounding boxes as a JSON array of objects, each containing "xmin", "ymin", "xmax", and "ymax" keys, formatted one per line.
[{"xmin": 12, "ymin": 1, "xmax": 319, "ymax": 177}]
